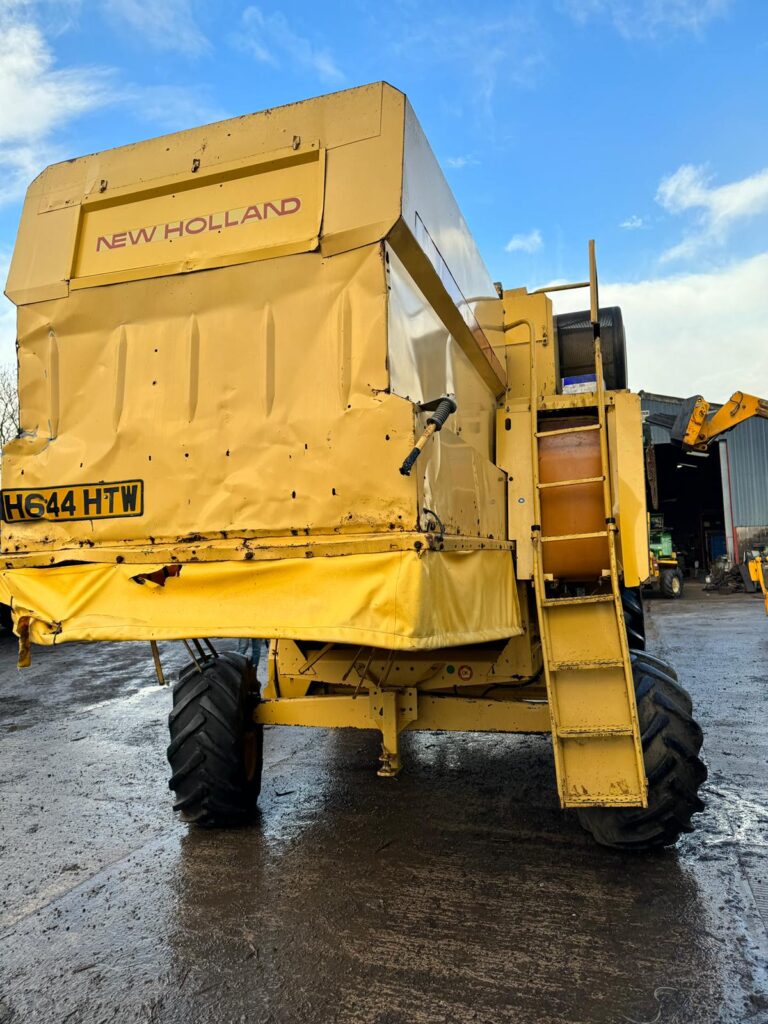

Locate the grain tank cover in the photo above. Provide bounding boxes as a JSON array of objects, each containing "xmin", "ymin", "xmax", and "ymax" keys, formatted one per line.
[
  {"xmin": 0, "ymin": 83, "xmax": 519, "ymax": 651},
  {"xmin": 6, "ymin": 82, "xmax": 504, "ymax": 390}
]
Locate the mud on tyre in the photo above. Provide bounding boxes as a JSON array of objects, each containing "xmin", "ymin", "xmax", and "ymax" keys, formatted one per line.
[
  {"xmin": 577, "ymin": 651, "xmax": 706, "ymax": 850},
  {"xmin": 167, "ymin": 651, "xmax": 263, "ymax": 827}
]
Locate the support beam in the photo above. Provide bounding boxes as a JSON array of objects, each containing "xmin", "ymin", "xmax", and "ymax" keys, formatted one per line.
[{"xmin": 254, "ymin": 693, "xmax": 551, "ymax": 734}]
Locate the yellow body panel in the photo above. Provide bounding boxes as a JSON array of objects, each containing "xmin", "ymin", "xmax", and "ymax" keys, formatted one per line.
[
  {"xmin": 607, "ymin": 393, "xmax": 650, "ymax": 587},
  {"xmin": 497, "ymin": 403, "xmax": 536, "ymax": 580},
  {"xmin": 4, "ymin": 244, "xmax": 411, "ymax": 555}
]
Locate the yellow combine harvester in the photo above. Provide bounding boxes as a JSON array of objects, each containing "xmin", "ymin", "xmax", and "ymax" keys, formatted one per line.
[{"xmin": 0, "ymin": 83, "xmax": 706, "ymax": 849}]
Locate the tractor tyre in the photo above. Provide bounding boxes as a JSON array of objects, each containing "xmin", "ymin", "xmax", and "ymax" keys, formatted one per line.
[
  {"xmin": 621, "ymin": 586, "xmax": 645, "ymax": 650},
  {"xmin": 630, "ymin": 649, "xmax": 692, "ymax": 715},
  {"xmin": 660, "ymin": 569, "xmax": 683, "ymax": 599},
  {"xmin": 576, "ymin": 655, "xmax": 706, "ymax": 850},
  {"xmin": 0, "ymin": 603, "xmax": 12, "ymax": 634},
  {"xmin": 167, "ymin": 651, "xmax": 262, "ymax": 827}
]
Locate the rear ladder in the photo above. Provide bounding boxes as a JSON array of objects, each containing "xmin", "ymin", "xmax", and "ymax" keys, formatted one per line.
[{"xmin": 529, "ymin": 243, "xmax": 647, "ymax": 808}]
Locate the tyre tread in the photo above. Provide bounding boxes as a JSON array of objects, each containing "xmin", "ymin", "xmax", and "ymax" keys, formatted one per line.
[
  {"xmin": 167, "ymin": 652, "xmax": 263, "ymax": 828},
  {"xmin": 577, "ymin": 657, "xmax": 706, "ymax": 850}
]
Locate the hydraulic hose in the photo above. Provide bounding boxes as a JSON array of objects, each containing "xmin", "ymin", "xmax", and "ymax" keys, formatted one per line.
[{"xmin": 399, "ymin": 396, "xmax": 457, "ymax": 476}]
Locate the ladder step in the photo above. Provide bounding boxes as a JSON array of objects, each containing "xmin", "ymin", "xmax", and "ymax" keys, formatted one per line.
[
  {"xmin": 538, "ymin": 475, "xmax": 604, "ymax": 490},
  {"xmin": 542, "ymin": 594, "xmax": 615, "ymax": 607},
  {"xmin": 535, "ymin": 423, "xmax": 601, "ymax": 438},
  {"xmin": 550, "ymin": 659, "xmax": 625, "ymax": 671},
  {"xmin": 540, "ymin": 530, "xmax": 608, "ymax": 543},
  {"xmin": 557, "ymin": 726, "xmax": 634, "ymax": 739}
]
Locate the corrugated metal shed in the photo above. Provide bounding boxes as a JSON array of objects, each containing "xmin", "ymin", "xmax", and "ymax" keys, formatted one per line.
[
  {"xmin": 640, "ymin": 390, "xmax": 768, "ymax": 534},
  {"xmin": 725, "ymin": 416, "xmax": 768, "ymax": 528}
]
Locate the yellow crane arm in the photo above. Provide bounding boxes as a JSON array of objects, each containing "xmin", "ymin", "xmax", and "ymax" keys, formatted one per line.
[{"xmin": 675, "ymin": 391, "xmax": 768, "ymax": 451}]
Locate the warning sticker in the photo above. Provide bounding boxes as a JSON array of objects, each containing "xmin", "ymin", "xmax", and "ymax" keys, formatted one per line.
[{"xmin": 1, "ymin": 480, "xmax": 144, "ymax": 523}]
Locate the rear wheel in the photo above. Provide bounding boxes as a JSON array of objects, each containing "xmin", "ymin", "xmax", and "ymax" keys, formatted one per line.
[
  {"xmin": 167, "ymin": 651, "xmax": 262, "ymax": 827},
  {"xmin": 577, "ymin": 654, "xmax": 706, "ymax": 850},
  {"xmin": 660, "ymin": 569, "xmax": 683, "ymax": 599},
  {"xmin": 630, "ymin": 649, "xmax": 692, "ymax": 714}
]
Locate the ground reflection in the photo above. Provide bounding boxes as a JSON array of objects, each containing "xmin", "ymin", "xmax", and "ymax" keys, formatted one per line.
[{"xmin": 165, "ymin": 727, "xmax": 739, "ymax": 1024}]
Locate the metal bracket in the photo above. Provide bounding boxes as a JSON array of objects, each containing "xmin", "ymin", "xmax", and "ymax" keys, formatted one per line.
[{"xmin": 369, "ymin": 686, "xmax": 418, "ymax": 777}]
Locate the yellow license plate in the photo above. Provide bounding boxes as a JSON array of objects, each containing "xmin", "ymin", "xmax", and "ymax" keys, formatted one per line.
[{"xmin": 1, "ymin": 480, "xmax": 144, "ymax": 523}]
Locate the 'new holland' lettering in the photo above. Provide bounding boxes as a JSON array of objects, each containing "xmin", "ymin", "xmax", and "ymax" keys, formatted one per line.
[{"xmin": 95, "ymin": 197, "xmax": 302, "ymax": 253}]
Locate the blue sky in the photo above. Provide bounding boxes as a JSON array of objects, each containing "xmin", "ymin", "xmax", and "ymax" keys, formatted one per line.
[{"xmin": 1, "ymin": 0, "xmax": 767, "ymax": 398}]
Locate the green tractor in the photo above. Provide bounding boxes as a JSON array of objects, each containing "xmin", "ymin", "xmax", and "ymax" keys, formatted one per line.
[{"xmin": 646, "ymin": 514, "xmax": 684, "ymax": 599}]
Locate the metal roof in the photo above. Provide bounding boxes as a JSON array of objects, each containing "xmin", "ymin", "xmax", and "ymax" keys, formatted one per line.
[{"xmin": 639, "ymin": 391, "xmax": 685, "ymax": 446}]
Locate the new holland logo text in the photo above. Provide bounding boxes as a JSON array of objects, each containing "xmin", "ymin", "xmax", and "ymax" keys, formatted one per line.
[{"xmin": 95, "ymin": 196, "xmax": 302, "ymax": 253}]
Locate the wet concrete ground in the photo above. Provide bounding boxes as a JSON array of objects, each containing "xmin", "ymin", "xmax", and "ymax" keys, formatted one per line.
[{"xmin": 0, "ymin": 585, "xmax": 767, "ymax": 1024}]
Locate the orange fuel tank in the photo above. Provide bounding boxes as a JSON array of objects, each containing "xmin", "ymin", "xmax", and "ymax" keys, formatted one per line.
[{"xmin": 538, "ymin": 420, "xmax": 608, "ymax": 580}]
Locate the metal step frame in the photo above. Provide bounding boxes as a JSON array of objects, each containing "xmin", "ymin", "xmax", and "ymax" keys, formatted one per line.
[{"xmin": 528, "ymin": 242, "xmax": 647, "ymax": 808}]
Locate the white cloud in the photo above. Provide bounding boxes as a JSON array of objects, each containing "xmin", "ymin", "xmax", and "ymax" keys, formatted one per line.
[
  {"xmin": 620, "ymin": 214, "xmax": 645, "ymax": 230},
  {"xmin": 0, "ymin": 6, "xmax": 224, "ymax": 208},
  {"xmin": 549, "ymin": 253, "xmax": 768, "ymax": 401},
  {"xmin": 656, "ymin": 164, "xmax": 768, "ymax": 262},
  {"xmin": 235, "ymin": 7, "xmax": 344, "ymax": 84},
  {"xmin": 104, "ymin": 0, "xmax": 209, "ymax": 57},
  {"xmin": 505, "ymin": 229, "xmax": 543, "ymax": 254},
  {"xmin": 445, "ymin": 155, "xmax": 479, "ymax": 170},
  {"xmin": 562, "ymin": 0, "xmax": 731, "ymax": 38},
  {"xmin": 0, "ymin": 12, "xmax": 113, "ymax": 204}
]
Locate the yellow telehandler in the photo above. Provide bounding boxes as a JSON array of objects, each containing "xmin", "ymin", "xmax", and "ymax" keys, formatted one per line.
[
  {"xmin": 0, "ymin": 83, "xmax": 707, "ymax": 849},
  {"xmin": 747, "ymin": 556, "xmax": 768, "ymax": 614},
  {"xmin": 669, "ymin": 392, "xmax": 768, "ymax": 451}
]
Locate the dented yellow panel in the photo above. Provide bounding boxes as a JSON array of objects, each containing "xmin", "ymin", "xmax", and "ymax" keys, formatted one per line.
[
  {"xmin": 3, "ymin": 244, "xmax": 416, "ymax": 555},
  {"xmin": 386, "ymin": 243, "xmax": 506, "ymax": 539}
]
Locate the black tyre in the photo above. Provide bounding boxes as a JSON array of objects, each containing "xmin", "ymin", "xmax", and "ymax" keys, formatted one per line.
[
  {"xmin": 167, "ymin": 651, "xmax": 263, "ymax": 827},
  {"xmin": 630, "ymin": 649, "xmax": 692, "ymax": 714},
  {"xmin": 577, "ymin": 655, "xmax": 706, "ymax": 850},
  {"xmin": 621, "ymin": 586, "xmax": 645, "ymax": 650},
  {"xmin": 660, "ymin": 569, "xmax": 683, "ymax": 599}
]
